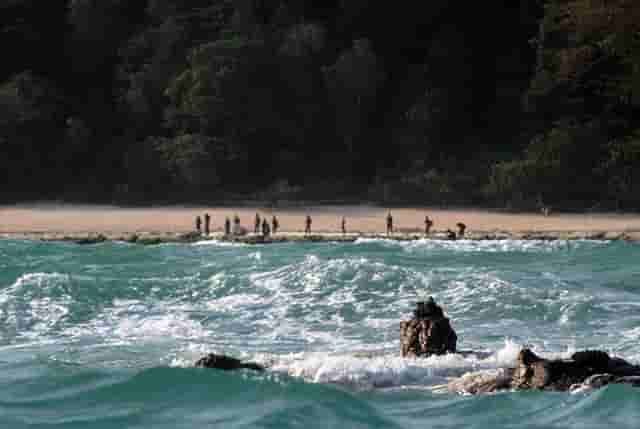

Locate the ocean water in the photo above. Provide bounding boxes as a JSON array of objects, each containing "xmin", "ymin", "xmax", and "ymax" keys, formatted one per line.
[{"xmin": 1, "ymin": 238, "xmax": 640, "ymax": 428}]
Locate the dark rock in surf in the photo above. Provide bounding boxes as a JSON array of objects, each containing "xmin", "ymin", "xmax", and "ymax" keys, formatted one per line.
[
  {"xmin": 125, "ymin": 233, "xmax": 139, "ymax": 243},
  {"xmin": 195, "ymin": 353, "xmax": 264, "ymax": 371},
  {"xmin": 178, "ymin": 231, "xmax": 203, "ymax": 242},
  {"xmin": 448, "ymin": 348, "xmax": 640, "ymax": 394},
  {"xmin": 138, "ymin": 237, "xmax": 164, "ymax": 245},
  {"xmin": 75, "ymin": 234, "xmax": 107, "ymax": 245},
  {"xmin": 400, "ymin": 298, "xmax": 457, "ymax": 357},
  {"xmin": 512, "ymin": 348, "xmax": 640, "ymax": 391}
]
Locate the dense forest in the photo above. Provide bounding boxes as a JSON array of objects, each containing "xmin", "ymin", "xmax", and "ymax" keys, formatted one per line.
[{"xmin": 1, "ymin": 0, "xmax": 639, "ymax": 209}]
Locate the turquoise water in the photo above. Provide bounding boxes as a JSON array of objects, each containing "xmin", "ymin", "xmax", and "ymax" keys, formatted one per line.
[{"xmin": 1, "ymin": 238, "xmax": 640, "ymax": 428}]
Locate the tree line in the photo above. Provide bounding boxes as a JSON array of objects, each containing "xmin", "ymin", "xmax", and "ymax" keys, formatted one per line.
[{"xmin": 1, "ymin": 0, "xmax": 639, "ymax": 209}]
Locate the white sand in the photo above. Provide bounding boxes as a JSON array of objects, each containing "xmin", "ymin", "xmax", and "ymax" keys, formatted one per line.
[{"xmin": 1, "ymin": 203, "xmax": 640, "ymax": 238}]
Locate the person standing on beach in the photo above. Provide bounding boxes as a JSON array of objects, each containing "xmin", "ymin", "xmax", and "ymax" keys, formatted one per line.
[
  {"xmin": 224, "ymin": 217, "xmax": 231, "ymax": 235},
  {"xmin": 196, "ymin": 216, "xmax": 202, "ymax": 233},
  {"xmin": 272, "ymin": 216, "xmax": 279, "ymax": 234},
  {"xmin": 204, "ymin": 213, "xmax": 211, "ymax": 235},
  {"xmin": 262, "ymin": 218, "xmax": 270, "ymax": 237},
  {"xmin": 254, "ymin": 213, "xmax": 261, "ymax": 234},
  {"xmin": 233, "ymin": 214, "xmax": 241, "ymax": 235},
  {"xmin": 456, "ymin": 222, "xmax": 466, "ymax": 237},
  {"xmin": 386, "ymin": 212, "xmax": 393, "ymax": 235},
  {"xmin": 424, "ymin": 216, "xmax": 434, "ymax": 235},
  {"xmin": 341, "ymin": 217, "xmax": 346, "ymax": 235},
  {"xmin": 305, "ymin": 215, "xmax": 312, "ymax": 235}
]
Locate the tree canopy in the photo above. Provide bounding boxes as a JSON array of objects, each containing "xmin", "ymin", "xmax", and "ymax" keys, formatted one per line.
[{"xmin": 1, "ymin": 0, "xmax": 639, "ymax": 208}]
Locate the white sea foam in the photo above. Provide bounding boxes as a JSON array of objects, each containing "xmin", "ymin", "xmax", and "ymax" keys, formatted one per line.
[
  {"xmin": 59, "ymin": 297, "xmax": 212, "ymax": 348},
  {"xmin": 207, "ymin": 272, "xmax": 228, "ymax": 289},
  {"xmin": 250, "ymin": 340, "xmax": 525, "ymax": 389},
  {"xmin": 354, "ymin": 237, "xmax": 607, "ymax": 253},
  {"xmin": 112, "ymin": 313, "xmax": 208, "ymax": 341},
  {"xmin": 192, "ymin": 240, "xmax": 247, "ymax": 247},
  {"xmin": 0, "ymin": 272, "xmax": 75, "ymax": 342},
  {"xmin": 6, "ymin": 272, "xmax": 71, "ymax": 291},
  {"xmin": 206, "ymin": 293, "xmax": 269, "ymax": 312}
]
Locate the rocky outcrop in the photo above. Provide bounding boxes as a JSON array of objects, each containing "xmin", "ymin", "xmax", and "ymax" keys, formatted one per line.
[
  {"xmin": 195, "ymin": 353, "xmax": 264, "ymax": 371},
  {"xmin": 450, "ymin": 348, "xmax": 640, "ymax": 394},
  {"xmin": 400, "ymin": 298, "xmax": 457, "ymax": 357},
  {"xmin": 512, "ymin": 349, "xmax": 640, "ymax": 391}
]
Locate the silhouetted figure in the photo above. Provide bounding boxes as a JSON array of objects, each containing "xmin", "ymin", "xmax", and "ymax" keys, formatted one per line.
[
  {"xmin": 425, "ymin": 216, "xmax": 434, "ymax": 234},
  {"xmin": 341, "ymin": 217, "xmax": 346, "ymax": 235},
  {"xmin": 272, "ymin": 216, "xmax": 279, "ymax": 234},
  {"xmin": 386, "ymin": 212, "xmax": 393, "ymax": 235},
  {"xmin": 224, "ymin": 217, "xmax": 231, "ymax": 235},
  {"xmin": 195, "ymin": 216, "xmax": 202, "ymax": 233},
  {"xmin": 262, "ymin": 218, "xmax": 270, "ymax": 237},
  {"xmin": 232, "ymin": 214, "xmax": 242, "ymax": 235},
  {"xmin": 537, "ymin": 194, "xmax": 551, "ymax": 217},
  {"xmin": 204, "ymin": 213, "xmax": 211, "ymax": 235},
  {"xmin": 456, "ymin": 222, "xmax": 466, "ymax": 237},
  {"xmin": 305, "ymin": 215, "xmax": 312, "ymax": 235},
  {"xmin": 254, "ymin": 213, "xmax": 261, "ymax": 234},
  {"xmin": 446, "ymin": 229, "xmax": 457, "ymax": 240}
]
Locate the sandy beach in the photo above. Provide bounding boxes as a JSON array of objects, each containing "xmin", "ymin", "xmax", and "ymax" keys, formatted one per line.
[{"xmin": 1, "ymin": 203, "xmax": 640, "ymax": 242}]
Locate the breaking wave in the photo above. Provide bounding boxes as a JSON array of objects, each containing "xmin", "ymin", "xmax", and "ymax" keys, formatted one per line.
[{"xmin": 2, "ymin": 239, "xmax": 640, "ymax": 428}]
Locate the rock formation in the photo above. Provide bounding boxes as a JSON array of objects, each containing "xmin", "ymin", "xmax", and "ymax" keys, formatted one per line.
[
  {"xmin": 449, "ymin": 348, "xmax": 640, "ymax": 394},
  {"xmin": 511, "ymin": 348, "xmax": 640, "ymax": 391},
  {"xmin": 195, "ymin": 353, "xmax": 264, "ymax": 371},
  {"xmin": 400, "ymin": 297, "xmax": 457, "ymax": 357}
]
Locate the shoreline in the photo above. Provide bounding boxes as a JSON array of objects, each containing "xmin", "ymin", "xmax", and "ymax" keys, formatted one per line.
[
  {"xmin": 0, "ymin": 230, "xmax": 637, "ymax": 244},
  {"xmin": 2, "ymin": 204, "xmax": 640, "ymax": 243}
]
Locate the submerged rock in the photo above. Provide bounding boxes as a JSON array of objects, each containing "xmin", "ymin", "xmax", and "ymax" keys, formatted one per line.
[
  {"xmin": 570, "ymin": 374, "xmax": 640, "ymax": 393},
  {"xmin": 195, "ymin": 353, "xmax": 264, "ymax": 371},
  {"xmin": 400, "ymin": 297, "xmax": 457, "ymax": 357},
  {"xmin": 74, "ymin": 234, "xmax": 107, "ymax": 245}
]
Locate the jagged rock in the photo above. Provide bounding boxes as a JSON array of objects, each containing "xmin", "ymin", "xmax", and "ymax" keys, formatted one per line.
[
  {"xmin": 195, "ymin": 353, "xmax": 264, "ymax": 371},
  {"xmin": 400, "ymin": 298, "xmax": 457, "ymax": 357},
  {"xmin": 512, "ymin": 349, "xmax": 640, "ymax": 391},
  {"xmin": 446, "ymin": 348, "xmax": 640, "ymax": 394}
]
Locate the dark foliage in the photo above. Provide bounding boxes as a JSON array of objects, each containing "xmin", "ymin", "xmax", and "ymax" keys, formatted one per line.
[{"xmin": 1, "ymin": 0, "xmax": 638, "ymax": 209}]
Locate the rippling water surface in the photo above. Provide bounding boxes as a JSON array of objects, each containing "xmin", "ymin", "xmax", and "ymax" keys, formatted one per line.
[{"xmin": 1, "ymin": 238, "xmax": 640, "ymax": 428}]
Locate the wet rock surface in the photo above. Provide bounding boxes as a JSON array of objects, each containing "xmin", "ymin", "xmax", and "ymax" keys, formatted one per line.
[
  {"xmin": 195, "ymin": 353, "xmax": 264, "ymax": 371},
  {"xmin": 450, "ymin": 348, "xmax": 640, "ymax": 394},
  {"xmin": 400, "ymin": 298, "xmax": 457, "ymax": 357},
  {"xmin": 512, "ymin": 349, "xmax": 640, "ymax": 391}
]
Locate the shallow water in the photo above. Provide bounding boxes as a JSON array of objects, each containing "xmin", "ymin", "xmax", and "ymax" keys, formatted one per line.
[{"xmin": 1, "ymin": 238, "xmax": 639, "ymax": 428}]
